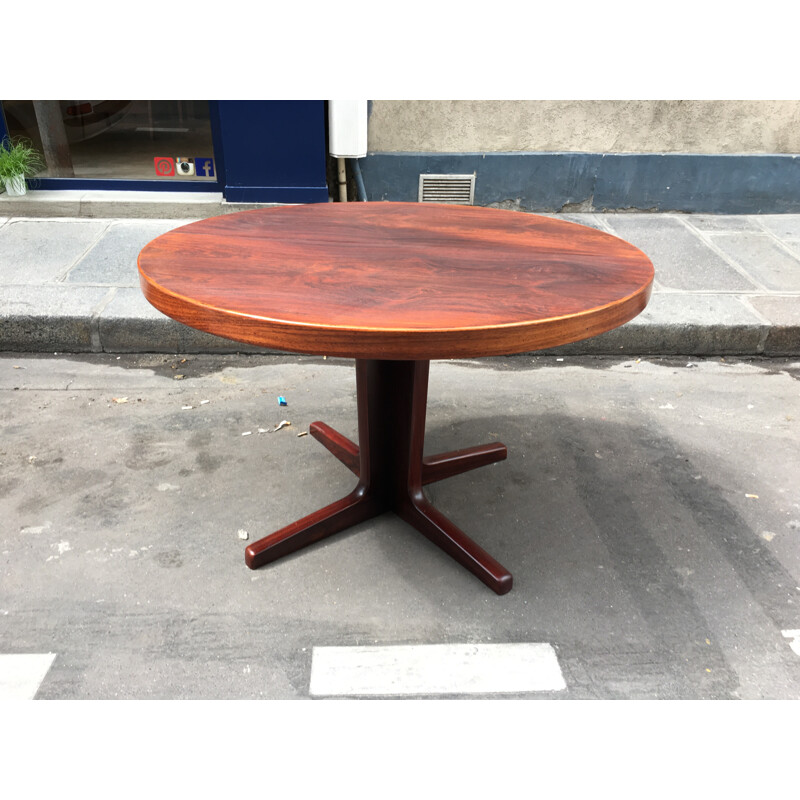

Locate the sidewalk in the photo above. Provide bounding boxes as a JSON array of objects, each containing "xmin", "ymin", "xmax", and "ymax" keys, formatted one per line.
[{"xmin": 1, "ymin": 192, "xmax": 799, "ymax": 356}]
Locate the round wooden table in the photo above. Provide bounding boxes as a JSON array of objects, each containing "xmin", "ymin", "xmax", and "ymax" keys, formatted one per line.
[{"xmin": 138, "ymin": 202, "xmax": 654, "ymax": 594}]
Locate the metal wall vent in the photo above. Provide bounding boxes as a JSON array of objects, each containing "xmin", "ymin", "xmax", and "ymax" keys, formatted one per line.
[{"xmin": 418, "ymin": 173, "xmax": 475, "ymax": 205}]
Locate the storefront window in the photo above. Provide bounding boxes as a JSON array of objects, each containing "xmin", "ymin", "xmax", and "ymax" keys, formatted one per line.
[{"xmin": 2, "ymin": 100, "xmax": 217, "ymax": 182}]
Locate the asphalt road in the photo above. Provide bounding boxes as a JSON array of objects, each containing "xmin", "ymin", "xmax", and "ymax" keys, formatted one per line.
[{"xmin": 1, "ymin": 352, "xmax": 799, "ymax": 700}]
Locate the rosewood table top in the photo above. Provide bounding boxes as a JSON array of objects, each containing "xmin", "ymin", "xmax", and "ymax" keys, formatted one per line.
[
  {"xmin": 138, "ymin": 202, "xmax": 654, "ymax": 360},
  {"xmin": 138, "ymin": 202, "xmax": 654, "ymax": 595}
]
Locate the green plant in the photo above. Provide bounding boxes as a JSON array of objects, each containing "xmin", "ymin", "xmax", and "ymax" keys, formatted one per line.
[{"xmin": 0, "ymin": 136, "xmax": 45, "ymax": 182}]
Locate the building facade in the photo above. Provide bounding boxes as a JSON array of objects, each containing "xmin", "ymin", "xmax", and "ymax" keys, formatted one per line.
[{"xmin": 3, "ymin": 99, "xmax": 799, "ymax": 213}]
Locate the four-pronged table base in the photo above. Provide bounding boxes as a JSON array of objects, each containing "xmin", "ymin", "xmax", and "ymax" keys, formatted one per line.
[{"xmin": 244, "ymin": 359, "xmax": 512, "ymax": 594}]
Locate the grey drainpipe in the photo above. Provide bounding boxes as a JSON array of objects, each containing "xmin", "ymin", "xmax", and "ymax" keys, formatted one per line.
[{"xmin": 350, "ymin": 158, "xmax": 367, "ymax": 201}]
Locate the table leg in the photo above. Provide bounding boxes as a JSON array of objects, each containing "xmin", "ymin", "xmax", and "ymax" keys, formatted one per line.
[
  {"xmin": 245, "ymin": 359, "xmax": 513, "ymax": 594},
  {"xmin": 422, "ymin": 442, "xmax": 507, "ymax": 485},
  {"xmin": 308, "ymin": 421, "xmax": 360, "ymax": 477},
  {"xmin": 244, "ymin": 488, "xmax": 384, "ymax": 569},
  {"xmin": 388, "ymin": 360, "xmax": 512, "ymax": 595}
]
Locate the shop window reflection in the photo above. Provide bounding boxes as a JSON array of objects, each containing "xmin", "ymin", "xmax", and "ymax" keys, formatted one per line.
[{"xmin": 2, "ymin": 100, "xmax": 216, "ymax": 182}]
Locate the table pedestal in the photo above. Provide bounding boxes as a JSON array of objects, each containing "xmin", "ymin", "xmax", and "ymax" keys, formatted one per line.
[{"xmin": 245, "ymin": 360, "xmax": 513, "ymax": 594}]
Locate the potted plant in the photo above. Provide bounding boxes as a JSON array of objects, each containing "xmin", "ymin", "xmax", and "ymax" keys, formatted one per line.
[{"xmin": 0, "ymin": 137, "xmax": 45, "ymax": 196}]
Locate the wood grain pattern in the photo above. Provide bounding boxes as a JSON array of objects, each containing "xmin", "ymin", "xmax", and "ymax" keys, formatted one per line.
[
  {"xmin": 309, "ymin": 421, "xmax": 360, "ymax": 476},
  {"xmin": 138, "ymin": 202, "xmax": 653, "ymax": 359},
  {"xmin": 421, "ymin": 442, "xmax": 508, "ymax": 486}
]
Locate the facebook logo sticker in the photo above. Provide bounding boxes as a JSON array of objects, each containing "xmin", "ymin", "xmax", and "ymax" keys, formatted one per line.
[{"xmin": 195, "ymin": 157, "xmax": 215, "ymax": 178}]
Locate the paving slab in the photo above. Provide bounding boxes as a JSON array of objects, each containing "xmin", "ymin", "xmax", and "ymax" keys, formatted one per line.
[
  {"xmin": 684, "ymin": 215, "xmax": 764, "ymax": 233},
  {"xmin": 65, "ymin": 220, "xmax": 190, "ymax": 286},
  {"xmin": 542, "ymin": 213, "xmax": 609, "ymax": 231},
  {"xmin": 756, "ymin": 215, "xmax": 800, "ymax": 239},
  {"xmin": 0, "ymin": 219, "xmax": 109, "ymax": 284},
  {"xmin": 708, "ymin": 232, "xmax": 800, "ymax": 292},
  {"xmin": 603, "ymin": 215, "xmax": 760, "ymax": 292}
]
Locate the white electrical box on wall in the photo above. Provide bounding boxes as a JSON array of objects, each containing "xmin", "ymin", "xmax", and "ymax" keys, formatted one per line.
[{"xmin": 328, "ymin": 100, "xmax": 368, "ymax": 158}]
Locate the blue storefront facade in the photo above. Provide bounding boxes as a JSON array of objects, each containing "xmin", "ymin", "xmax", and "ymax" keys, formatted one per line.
[{"xmin": 0, "ymin": 100, "xmax": 329, "ymax": 203}]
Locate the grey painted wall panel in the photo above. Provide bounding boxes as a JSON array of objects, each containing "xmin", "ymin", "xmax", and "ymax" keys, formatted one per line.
[
  {"xmin": 593, "ymin": 154, "xmax": 800, "ymax": 213},
  {"xmin": 358, "ymin": 152, "xmax": 800, "ymax": 214}
]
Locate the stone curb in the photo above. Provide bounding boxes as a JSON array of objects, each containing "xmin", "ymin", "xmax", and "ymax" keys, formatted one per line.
[{"xmin": 2, "ymin": 301, "xmax": 797, "ymax": 356}]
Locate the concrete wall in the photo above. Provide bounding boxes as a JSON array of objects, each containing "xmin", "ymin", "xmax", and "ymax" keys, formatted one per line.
[{"xmin": 367, "ymin": 101, "xmax": 800, "ymax": 154}]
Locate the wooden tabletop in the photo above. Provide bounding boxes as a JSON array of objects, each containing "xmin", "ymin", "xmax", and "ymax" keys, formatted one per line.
[{"xmin": 138, "ymin": 202, "xmax": 654, "ymax": 359}]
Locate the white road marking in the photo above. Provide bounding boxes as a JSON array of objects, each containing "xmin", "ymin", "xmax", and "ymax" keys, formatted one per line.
[
  {"xmin": 20, "ymin": 522, "xmax": 52, "ymax": 535},
  {"xmin": 0, "ymin": 654, "xmax": 57, "ymax": 700},
  {"xmin": 309, "ymin": 643, "xmax": 566, "ymax": 697},
  {"xmin": 781, "ymin": 630, "xmax": 800, "ymax": 656}
]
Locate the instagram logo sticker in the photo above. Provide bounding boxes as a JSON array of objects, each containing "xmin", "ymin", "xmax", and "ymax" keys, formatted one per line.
[{"xmin": 154, "ymin": 157, "xmax": 175, "ymax": 177}]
